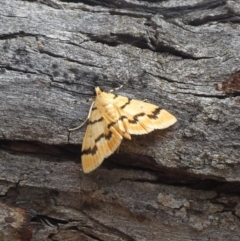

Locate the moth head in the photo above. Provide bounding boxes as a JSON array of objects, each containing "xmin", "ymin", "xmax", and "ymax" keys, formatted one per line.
[{"xmin": 95, "ymin": 87, "xmax": 102, "ymax": 96}]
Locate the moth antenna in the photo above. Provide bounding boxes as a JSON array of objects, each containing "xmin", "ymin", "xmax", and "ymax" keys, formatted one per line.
[
  {"xmin": 68, "ymin": 118, "xmax": 88, "ymax": 132},
  {"xmin": 68, "ymin": 101, "xmax": 95, "ymax": 132}
]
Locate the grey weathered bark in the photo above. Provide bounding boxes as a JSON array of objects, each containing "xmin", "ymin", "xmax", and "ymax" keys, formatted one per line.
[{"xmin": 0, "ymin": 0, "xmax": 240, "ymax": 240}]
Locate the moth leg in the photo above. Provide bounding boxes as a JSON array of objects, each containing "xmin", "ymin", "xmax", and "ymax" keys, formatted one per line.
[{"xmin": 68, "ymin": 101, "xmax": 95, "ymax": 131}]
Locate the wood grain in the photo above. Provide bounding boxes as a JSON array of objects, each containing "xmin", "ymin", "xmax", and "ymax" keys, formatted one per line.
[{"xmin": 0, "ymin": 0, "xmax": 240, "ymax": 240}]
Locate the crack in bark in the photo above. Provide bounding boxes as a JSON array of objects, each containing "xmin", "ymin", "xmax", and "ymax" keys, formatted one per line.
[
  {"xmin": 38, "ymin": 49, "xmax": 103, "ymax": 68},
  {"xmin": 174, "ymin": 91, "xmax": 240, "ymax": 99},
  {"xmin": 2, "ymin": 139, "xmax": 239, "ymax": 194},
  {"xmin": 2, "ymin": 65, "xmax": 37, "ymax": 75},
  {"xmin": 0, "ymin": 31, "xmax": 37, "ymax": 40},
  {"xmin": 81, "ymin": 210, "xmax": 137, "ymax": 241}
]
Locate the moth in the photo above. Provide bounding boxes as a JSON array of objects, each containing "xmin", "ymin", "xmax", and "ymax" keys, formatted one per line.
[{"xmin": 70, "ymin": 87, "xmax": 177, "ymax": 173}]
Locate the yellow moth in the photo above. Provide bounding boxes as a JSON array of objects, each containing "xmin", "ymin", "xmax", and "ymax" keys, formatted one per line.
[{"xmin": 71, "ymin": 87, "xmax": 177, "ymax": 173}]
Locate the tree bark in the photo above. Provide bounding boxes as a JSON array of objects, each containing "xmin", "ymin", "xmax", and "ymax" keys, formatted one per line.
[{"xmin": 0, "ymin": 0, "xmax": 240, "ymax": 240}]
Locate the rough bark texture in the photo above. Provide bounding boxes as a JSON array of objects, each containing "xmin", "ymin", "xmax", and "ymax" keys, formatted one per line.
[{"xmin": 0, "ymin": 0, "xmax": 240, "ymax": 240}]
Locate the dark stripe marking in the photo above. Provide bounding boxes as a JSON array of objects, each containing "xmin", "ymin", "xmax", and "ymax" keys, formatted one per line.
[
  {"xmin": 147, "ymin": 107, "xmax": 161, "ymax": 120},
  {"xmin": 82, "ymin": 132, "xmax": 113, "ymax": 155},
  {"xmin": 120, "ymin": 98, "xmax": 132, "ymax": 109},
  {"xmin": 129, "ymin": 119, "xmax": 137, "ymax": 124},
  {"xmin": 119, "ymin": 116, "xmax": 128, "ymax": 121},
  {"xmin": 107, "ymin": 121, "xmax": 116, "ymax": 129},
  {"xmin": 129, "ymin": 113, "xmax": 145, "ymax": 124},
  {"xmin": 95, "ymin": 132, "xmax": 113, "ymax": 143},
  {"xmin": 107, "ymin": 116, "xmax": 128, "ymax": 129},
  {"xmin": 106, "ymin": 131, "xmax": 112, "ymax": 140},
  {"xmin": 108, "ymin": 113, "xmax": 146, "ymax": 127},
  {"xmin": 92, "ymin": 107, "xmax": 97, "ymax": 111},
  {"xmin": 82, "ymin": 145, "xmax": 98, "ymax": 155},
  {"xmin": 134, "ymin": 113, "xmax": 145, "ymax": 118},
  {"xmin": 89, "ymin": 117, "xmax": 103, "ymax": 125},
  {"xmin": 95, "ymin": 133, "xmax": 105, "ymax": 143}
]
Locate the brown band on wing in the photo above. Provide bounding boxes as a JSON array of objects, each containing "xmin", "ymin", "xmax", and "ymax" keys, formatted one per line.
[
  {"xmin": 89, "ymin": 117, "xmax": 104, "ymax": 125},
  {"xmin": 95, "ymin": 133, "xmax": 105, "ymax": 143},
  {"xmin": 120, "ymin": 98, "xmax": 132, "ymax": 109},
  {"xmin": 147, "ymin": 107, "xmax": 161, "ymax": 119},
  {"xmin": 108, "ymin": 113, "xmax": 146, "ymax": 127},
  {"xmin": 107, "ymin": 115, "xmax": 128, "ymax": 129},
  {"xmin": 134, "ymin": 113, "xmax": 145, "ymax": 118},
  {"xmin": 95, "ymin": 131, "xmax": 112, "ymax": 143},
  {"xmin": 105, "ymin": 131, "xmax": 113, "ymax": 140},
  {"xmin": 82, "ymin": 145, "xmax": 98, "ymax": 155},
  {"xmin": 129, "ymin": 113, "xmax": 145, "ymax": 124},
  {"xmin": 119, "ymin": 116, "xmax": 128, "ymax": 121},
  {"xmin": 92, "ymin": 107, "xmax": 97, "ymax": 111},
  {"xmin": 82, "ymin": 132, "xmax": 113, "ymax": 155},
  {"xmin": 107, "ymin": 121, "xmax": 116, "ymax": 129}
]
